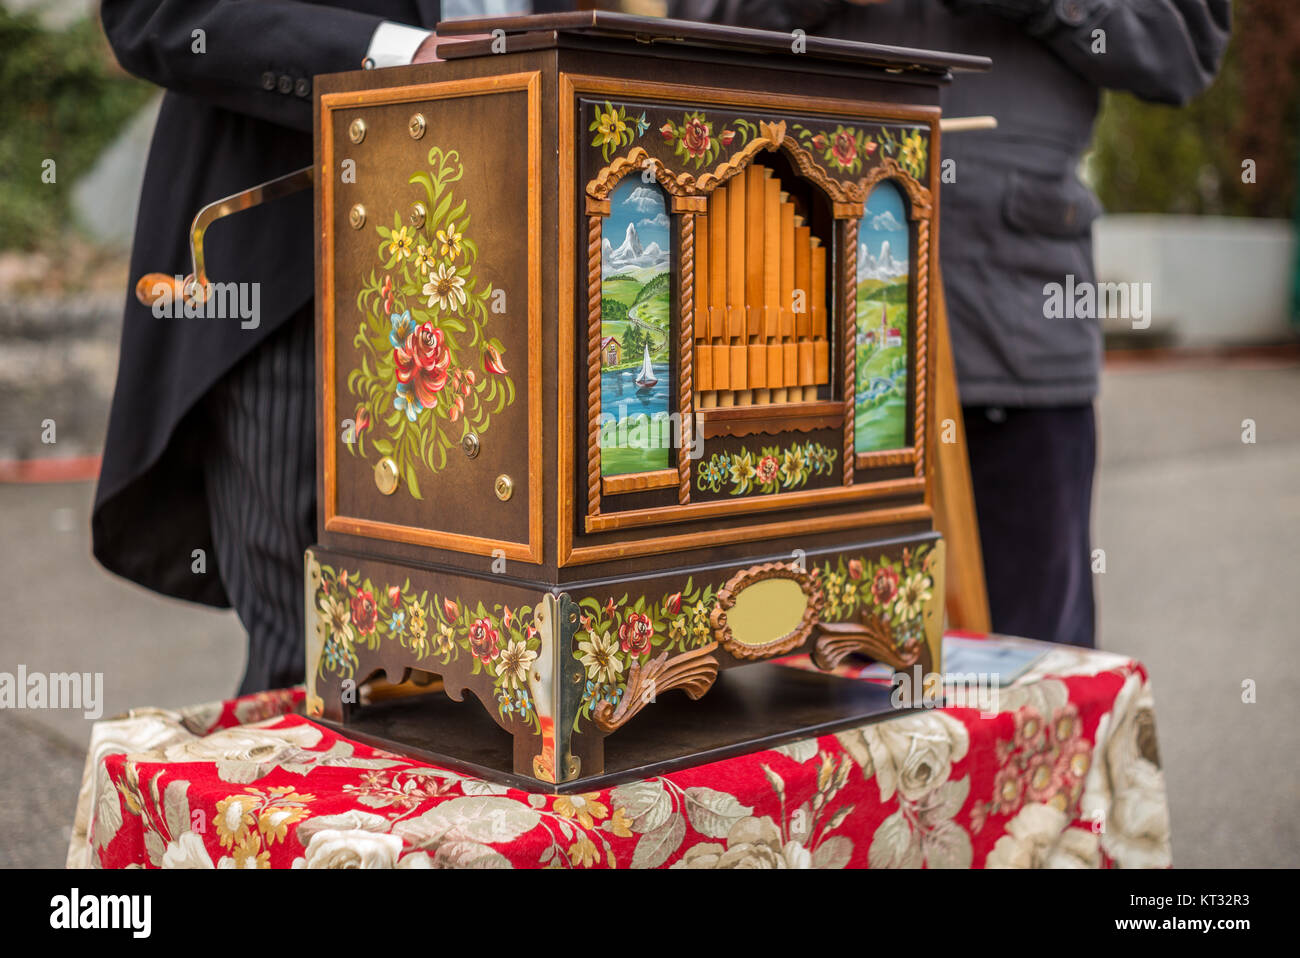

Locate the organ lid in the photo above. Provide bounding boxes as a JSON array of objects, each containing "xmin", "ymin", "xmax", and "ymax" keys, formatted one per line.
[{"xmin": 435, "ymin": 11, "xmax": 991, "ymax": 80}]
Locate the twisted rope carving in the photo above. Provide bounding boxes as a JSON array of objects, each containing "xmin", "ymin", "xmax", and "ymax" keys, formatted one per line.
[
  {"xmin": 678, "ymin": 214, "xmax": 695, "ymax": 504},
  {"xmin": 842, "ymin": 219, "xmax": 858, "ymax": 485},
  {"xmin": 913, "ymin": 216, "xmax": 930, "ymax": 478},
  {"xmin": 586, "ymin": 213, "xmax": 603, "ymax": 517}
]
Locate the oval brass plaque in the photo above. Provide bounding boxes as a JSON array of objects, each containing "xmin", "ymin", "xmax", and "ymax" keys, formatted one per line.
[
  {"xmin": 725, "ymin": 578, "xmax": 808, "ymax": 648},
  {"xmin": 711, "ymin": 562, "xmax": 825, "ymax": 660}
]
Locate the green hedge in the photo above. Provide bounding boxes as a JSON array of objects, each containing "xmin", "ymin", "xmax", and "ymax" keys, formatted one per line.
[{"xmin": 0, "ymin": 10, "xmax": 154, "ymax": 251}]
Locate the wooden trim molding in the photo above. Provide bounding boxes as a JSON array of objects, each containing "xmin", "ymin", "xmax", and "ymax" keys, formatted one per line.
[
  {"xmin": 586, "ymin": 474, "xmax": 924, "ymax": 534},
  {"xmin": 678, "ymin": 212, "xmax": 695, "ymax": 505},
  {"xmin": 321, "ymin": 71, "xmax": 544, "ymax": 564},
  {"xmin": 602, "ymin": 468, "xmax": 678, "ymax": 495},
  {"xmin": 698, "ymin": 400, "xmax": 842, "ymax": 439}
]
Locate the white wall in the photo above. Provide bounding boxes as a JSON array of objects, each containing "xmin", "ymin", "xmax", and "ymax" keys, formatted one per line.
[{"xmin": 1094, "ymin": 214, "xmax": 1296, "ymax": 346}]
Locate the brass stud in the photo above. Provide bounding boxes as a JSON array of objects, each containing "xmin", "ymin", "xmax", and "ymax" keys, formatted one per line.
[
  {"xmin": 409, "ymin": 201, "xmax": 427, "ymax": 229},
  {"xmin": 408, "ymin": 113, "xmax": 427, "ymax": 139},
  {"xmin": 462, "ymin": 432, "xmax": 480, "ymax": 458},
  {"xmin": 494, "ymin": 474, "xmax": 514, "ymax": 501},
  {"xmin": 349, "ymin": 204, "xmax": 366, "ymax": 229},
  {"xmin": 374, "ymin": 457, "xmax": 399, "ymax": 495},
  {"xmin": 348, "ymin": 117, "xmax": 367, "ymax": 144}
]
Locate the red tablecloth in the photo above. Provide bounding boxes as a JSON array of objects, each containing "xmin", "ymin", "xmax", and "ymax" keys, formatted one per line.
[{"xmin": 68, "ymin": 637, "xmax": 1171, "ymax": 868}]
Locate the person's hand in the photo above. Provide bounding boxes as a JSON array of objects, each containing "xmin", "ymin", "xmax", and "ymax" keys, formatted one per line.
[{"xmin": 411, "ymin": 31, "xmax": 495, "ymax": 63}]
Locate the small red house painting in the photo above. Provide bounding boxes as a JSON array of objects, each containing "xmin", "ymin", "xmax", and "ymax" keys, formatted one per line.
[{"xmin": 601, "ymin": 336, "xmax": 622, "ymax": 367}]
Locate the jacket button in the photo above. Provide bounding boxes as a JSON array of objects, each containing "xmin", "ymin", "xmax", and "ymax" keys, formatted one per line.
[
  {"xmin": 1059, "ymin": 0, "xmax": 1086, "ymax": 24},
  {"xmin": 260, "ymin": 71, "xmax": 276, "ymax": 91},
  {"xmin": 295, "ymin": 77, "xmax": 311, "ymax": 98},
  {"xmin": 277, "ymin": 74, "xmax": 293, "ymax": 95}
]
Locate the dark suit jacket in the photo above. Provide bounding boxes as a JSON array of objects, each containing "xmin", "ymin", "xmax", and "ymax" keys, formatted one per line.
[
  {"xmin": 671, "ymin": 0, "xmax": 1230, "ymax": 405},
  {"xmin": 93, "ymin": 0, "xmax": 440, "ymax": 606}
]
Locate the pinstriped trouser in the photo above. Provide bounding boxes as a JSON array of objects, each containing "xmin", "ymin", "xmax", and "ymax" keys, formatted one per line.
[{"xmin": 198, "ymin": 305, "xmax": 317, "ymax": 695}]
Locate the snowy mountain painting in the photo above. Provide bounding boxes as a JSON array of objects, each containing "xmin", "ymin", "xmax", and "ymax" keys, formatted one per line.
[
  {"xmin": 599, "ymin": 179, "xmax": 673, "ymax": 476},
  {"xmin": 855, "ymin": 181, "xmax": 910, "ymax": 454}
]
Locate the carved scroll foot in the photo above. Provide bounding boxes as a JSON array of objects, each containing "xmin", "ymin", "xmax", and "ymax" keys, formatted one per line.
[
  {"xmin": 593, "ymin": 643, "xmax": 720, "ymax": 733},
  {"xmin": 811, "ymin": 618, "xmax": 930, "ymax": 674}
]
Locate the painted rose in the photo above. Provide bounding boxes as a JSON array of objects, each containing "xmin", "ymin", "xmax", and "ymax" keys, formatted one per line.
[
  {"xmin": 468, "ymin": 617, "xmax": 500, "ymax": 663},
  {"xmin": 395, "ymin": 322, "xmax": 451, "ymax": 409},
  {"xmin": 659, "ymin": 121, "xmax": 675, "ymax": 140},
  {"xmin": 665, "ymin": 592, "xmax": 682, "ymax": 616},
  {"xmin": 847, "ymin": 559, "xmax": 863, "ymax": 580},
  {"xmin": 831, "ymin": 130, "xmax": 858, "ymax": 169},
  {"xmin": 350, "ymin": 589, "xmax": 378, "ymax": 635},
  {"xmin": 293, "ymin": 829, "xmax": 403, "ymax": 869},
  {"xmin": 680, "ymin": 115, "xmax": 712, "ymax": 159},
  {"xmin": 811, "ymin": 133, "xmax": 827, "ymax": 151},
  {"xmin": 872, "ymin": 565, "xmax": 899, "ymax": 606},
  {"xmin": 719, "ymin": 129, "xmax": 735, "ymax": 147},
  {"xmin": 756, "ymin": 455, "xmax": 779, "ymax": 485},
  {"xmin": 985, "ymin": 803, "xmax": 1100, "ymax": 869},
  {"xmin": 618, "ymin": 612, "xmax": 654, "ymax": 656},
  {"xmin": 859, "ymin": 711, "xmax": 969, "ymax": 803}
]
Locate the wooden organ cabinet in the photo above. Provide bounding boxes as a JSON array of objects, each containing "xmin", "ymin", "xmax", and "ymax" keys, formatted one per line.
[{"xmin": 296, "ymin": 12, "xmax": 989, "ymax": 789}]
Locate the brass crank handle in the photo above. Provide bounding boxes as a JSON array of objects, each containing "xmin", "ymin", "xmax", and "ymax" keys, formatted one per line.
[{"xmin": 135, "ymin": 164, "xmax": 316, "ymax": 307}]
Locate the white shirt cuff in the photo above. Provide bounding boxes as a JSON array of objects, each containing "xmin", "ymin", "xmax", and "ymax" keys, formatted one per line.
[{"xmin": 366, "ymin": 21, "xmax": 433, "ymax": 69}]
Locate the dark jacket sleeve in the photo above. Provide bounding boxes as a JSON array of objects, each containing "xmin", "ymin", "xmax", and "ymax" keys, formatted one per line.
[
  {"xmin": 669, "ymin": 0, "xmax": 844, "ymax": 34},
  {"xmin": 1013, "ymin": 0, "xmax": 1232, "ymax": 105},
  {"xmin": 100, "ymin": 0, "xmax": 389, "ymax": 133}
]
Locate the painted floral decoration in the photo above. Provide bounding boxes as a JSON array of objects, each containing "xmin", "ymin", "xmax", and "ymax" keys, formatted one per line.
[
  {"xmin": 697, "ymin": 440, "xmax": 839, "ymax": 496},
  {"xmin": 656, "ymin": 113, "xmax": 759, "ymax": 169},
  {"xmin": 571, "ymin": 579, "xmax": 720, "ymax": 729},
  {"xmin": 312, "ymin": 560, "xmax": 541, "ymax": 730},
  {"xmin": 795, "ymin": 123, "xmax": 878, "ymax": 174},
  {"xmin": 590, "ymin": 101, "xmax": 643, "ymax": 161},
  {"xmin": 346, "ymin": 146, "xmax": 514, "ymax": 499}
]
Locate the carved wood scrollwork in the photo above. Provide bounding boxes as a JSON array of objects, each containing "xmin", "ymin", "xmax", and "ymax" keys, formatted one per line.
[
  {"xmin": 593, "ymin": 642, "xmax": 720, "ymax": 732},
  {"xmin": 810, "ymin": 614, "xmax": 933, "ymax": 677},
  {"xmin": 711, "ymin": 562, "xmax": 825, "ymax": 660}
]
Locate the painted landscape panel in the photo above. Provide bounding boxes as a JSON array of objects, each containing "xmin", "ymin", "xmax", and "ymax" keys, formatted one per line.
[
  {"xmin": 599, "ymin": 178, "xmax": 673, "ymax": 476},
  {"xmin": 855, "ymin": 181, "xmax": 910, "ymax": 454}
]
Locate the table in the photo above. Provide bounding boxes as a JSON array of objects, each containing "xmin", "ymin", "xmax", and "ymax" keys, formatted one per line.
[{"xmin": 66, "ymin": 635, "xmax": 1171, "ymax": 869}]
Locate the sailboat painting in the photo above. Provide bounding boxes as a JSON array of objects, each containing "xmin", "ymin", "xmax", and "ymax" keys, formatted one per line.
[{"xmin": 598, "ymin": 177, "xmax": 673, "ymax": 476}]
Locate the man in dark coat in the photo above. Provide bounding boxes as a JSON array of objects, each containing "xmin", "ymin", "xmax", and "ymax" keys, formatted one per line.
[
  {"xmin": 672, "ymin": 0, "xmax": 1230, "ymax": 646},
  {"xmin": 93, "ymin": 1, "xmax": 452, "ymax": 693}
]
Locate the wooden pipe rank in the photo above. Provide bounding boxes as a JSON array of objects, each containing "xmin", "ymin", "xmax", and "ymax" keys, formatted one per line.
[{"xmin": 289, "ymin": 12, "xmax": 990, "ymax": 789}]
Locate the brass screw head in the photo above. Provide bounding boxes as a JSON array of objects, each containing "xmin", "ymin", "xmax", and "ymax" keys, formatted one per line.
[
  {"xmin": 494, "ymin": 474, "xmax": 513, "ymax": 501},
  {"xmin": 409, "ymin": 113, "xmax": 427, "ymax": 139},
  {"xmin": 409, "ymin": 201, "xmax": 427, "ymax": 228},
  {"xmin": 462, "ymin": 433, "xmax": 480, "ymax": 458},
  {"xmin": 374, "ymin": 456, "xmax": 399, "ymax": 495},
  {"xmin": 349, "ymin": 204, "xmax": 366, "ymax": 229},
  {"xmin": 348, "ymin": 117, "xmax": 366, "ymax": 144}
]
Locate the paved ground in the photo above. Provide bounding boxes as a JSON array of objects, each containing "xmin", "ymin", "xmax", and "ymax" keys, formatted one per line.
[{"xmin": 0, "ymin": 356, "xmax": 1297, "ymax": 868}]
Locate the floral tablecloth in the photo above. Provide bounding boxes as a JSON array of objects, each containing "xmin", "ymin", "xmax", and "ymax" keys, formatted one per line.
[{"xmin": 67, "ymin": 637, "xmax": 1171, "ymax": 869}]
